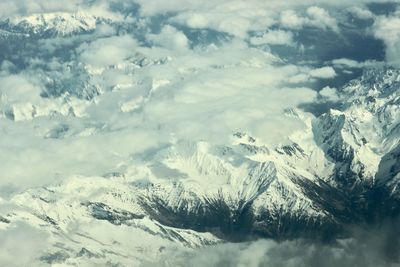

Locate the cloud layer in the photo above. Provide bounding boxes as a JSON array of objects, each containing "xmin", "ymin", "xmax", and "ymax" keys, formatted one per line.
[
  {"xmin": 0, "ymin": 1, "xmax": 399, "ymax": 266},
  {"xmin": 0, "ymin": 0, "xmax": 398, "ymax": 193},
  {"xmin": 150, "ymin": 220, "xmax": 400, "ymax": 267}
]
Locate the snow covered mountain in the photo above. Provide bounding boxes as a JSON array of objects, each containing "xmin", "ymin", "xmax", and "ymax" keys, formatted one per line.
[
  {"xmin": 0, "ymin": 0, "xmax": 400, "ymax": 265},
  {"xmin": 1, "ymin": 68, "xmax": 399, "ymax": 265},
  {"xmin": 0, "ymin": 12, "xmax": 98, "ymax": 37}
]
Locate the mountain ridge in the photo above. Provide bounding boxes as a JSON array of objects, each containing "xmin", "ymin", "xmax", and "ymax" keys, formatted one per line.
[{"xmin": 1, "ymin": 63, "xmax": 399, "ymax": 265}]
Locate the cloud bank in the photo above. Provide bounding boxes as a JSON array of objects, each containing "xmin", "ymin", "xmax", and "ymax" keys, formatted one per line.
[
  {"xmin": 373, "ymin": 12, "xmax": 400, "ymax": 65},
  {"xmin": 0, "ymin": 1, "xmax": 399, "ymax": 265},
  {"xmin": 149, "ymin": 220, "xmax": 400, "ymax": 267},
  {"xmin": 0, "ymin": 0, "xmax": 397, "ymax": 194}
]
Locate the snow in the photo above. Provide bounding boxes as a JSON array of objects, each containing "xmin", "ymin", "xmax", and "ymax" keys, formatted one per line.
[
  {"xmin": 3, "ymin": 69, "xmax": 398, "ymax": 265},
  {"xmin": 9, "ymin": 12, "xmax": 97, "ymax": 36},
  {"xmin": 0, "ymin": 10, "xmax": 399, "ymax": 264},
  {"xmin": 4, "ymin": 175, "xmax": 221, "ymax": 266}
]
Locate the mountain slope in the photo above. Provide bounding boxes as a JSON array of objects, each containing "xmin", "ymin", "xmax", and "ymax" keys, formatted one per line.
[
  {"xmin": 1, "ymin": 68, "xmax": 399, "ymax": 265},
  {"xmin": 1, "ymin": 12, "xmax": 97, "ymax": 37}
]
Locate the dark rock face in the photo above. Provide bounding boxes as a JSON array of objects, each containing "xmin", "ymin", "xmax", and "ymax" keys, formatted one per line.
[
  {"xmin": 140, "ymin": 195, "xmax": 255, "ymax": 242},
  {"xmin": 86, "ymin": 202, "xmax": 144, "ymax": 225},
  {"xmin": 0, "ymin": 216, "xmax": 10, "ymax": 224},
  {"xmin": 40, "ymin": 251, "xmax": 70, "ymax": 264},
  {"xmin": 140, "ymin": 172, "xmax": 400, "ymax": 243}
]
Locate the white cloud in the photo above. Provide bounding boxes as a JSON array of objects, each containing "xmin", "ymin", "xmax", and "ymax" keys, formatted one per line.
[
  {"xmin": 309, "ymin": 66, "xmax": 337, "ymax": 79},
  {"xmin": 148, "ymin": 25, "xmax": 189, "ymax": 50},
  {"xmin": 0, "ymin": 0, "xmax": 83, "ymax": 18},
  {"xmin": 0, "ymin": 118, "xmax": 160, "ymax": 192},
  {"xmin": 0, "ymin": 0, "xmax": 398, "ymax": 265},
  {"xmin": 149, "ymin": 230, "xmax": 400, "ymax": 267},
  {"xmin": 139, "ymin": 42, "xmax": 317, "ymax": 145},
  {"xmin": 0, "ymin": 222, "xmax": 50, "ymax": 266},
  {"xmin": 306, "ymin": 6, "xmax": 339, "ymax": 33},
  {"xmin": 168, "ymin": 3, "xmax": 341, "ymax": 38},
  {"xmin": 250, "ymin": 30, "xmax": 295, "ymax": 46},
  {"xmin": 332, "ymin": 58, "xmax": 365, "ymax": 68},
  {"xmin": 0, "ymin": 74, "xmax": 42, "ymax": 103},
  {"xmin": 0, "ymin": 0, "xmax": 383, "ymax": 196},
  {"xmin": 78, "ymin": 35, "xmax": 138, "ymax": 67},
  {"xmin": 280, "ymin": 10, "xmax": 305, "ymax": 29},
  {"xmin": 170, "ymin": 8, "xmax": 275, "ymax": 38},
  {"xmin": 134, "ymin": 0, "xmax": 378, "ymax": 17},
  {"xmin": 0, "ymin": 0, "xmax": 124, "ymax": 21},
  {"xmin": 332, "ymin": 58, "xmax": 384, "ymax": 68},
  {"xmin": 280, "ymin": 7, "xmax": 340, "ymax": 33},
  {"xmin": 319, "ymin": 86, "xmax": 339, "ymax": 101},
  {"xmin": 347, "ymin": 6, "xmax": 374, "ymax": 20},
  {"xmin": 0, "ymin": 33, "xmax": 312, "ymax": 191},
  {"xmin": 373, "ymin": 14, "xmax": 400, "ymax": 65}
]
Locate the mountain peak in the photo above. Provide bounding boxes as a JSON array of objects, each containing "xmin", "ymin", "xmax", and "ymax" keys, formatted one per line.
[
  {"xmin": 4, "ymin": 11, "xmax": 97, "ymax": 36},
  {"xmin": 343, "ymin": 67, "xmax": 400, "ymax": 100}
]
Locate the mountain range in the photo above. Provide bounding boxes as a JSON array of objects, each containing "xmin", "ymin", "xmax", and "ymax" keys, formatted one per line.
[{"xmin": 0, "ymin": 11, "xmax": 399, "ymax": 267}]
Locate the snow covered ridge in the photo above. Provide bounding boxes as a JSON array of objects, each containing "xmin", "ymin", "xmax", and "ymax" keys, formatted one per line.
[
  {"xmin": 0, "ymin": 69, "xmax": 399, "ymax": 265},
  {"xmin": 0, "ymin": 12, "xmax": 97, "ymax": 36}
]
